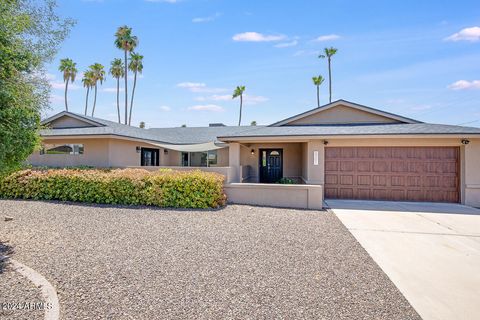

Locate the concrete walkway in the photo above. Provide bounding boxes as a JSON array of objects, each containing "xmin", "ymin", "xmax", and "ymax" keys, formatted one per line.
[{"xmin": 327, "ymin": 200, "xmax": 480, "ymax": 320}]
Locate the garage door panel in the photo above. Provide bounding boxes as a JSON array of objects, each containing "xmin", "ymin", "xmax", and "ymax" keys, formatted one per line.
[{"xmin": 325, "ymin": 147, "xmax": 459, "ymax": 203}]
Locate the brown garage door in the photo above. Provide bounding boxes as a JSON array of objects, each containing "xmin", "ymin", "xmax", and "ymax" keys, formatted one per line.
[{"xmin": 324, "ymin": 147, "xmax": 459, "ymax": 203}]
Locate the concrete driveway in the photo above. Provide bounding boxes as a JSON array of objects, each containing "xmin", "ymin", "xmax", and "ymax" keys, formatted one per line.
[{"xmin": 327, "ymin": 200, "xmax": 480, "ymax": 320}]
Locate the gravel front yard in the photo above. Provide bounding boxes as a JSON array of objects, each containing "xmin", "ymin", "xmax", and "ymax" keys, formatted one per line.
[{"xmin": 0, "ymin": 200, "xmax": 420, "ymax": 319}]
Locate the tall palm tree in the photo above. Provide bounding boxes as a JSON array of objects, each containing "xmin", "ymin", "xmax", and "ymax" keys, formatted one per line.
[
  {"xmin": 232, "ymin": 85, "xmax": 245, "ymax": 126},
  {"xmin": 89, "ymin": 63, "xmax": 106, "ymax": 117},
  {"xmin": 58, "ymin": 58, "xmax": 77, "ymax": 111},
  {"xmin": 81, "ymin": 70, "xmax": 95, "ymax": 116},
  {"xmin": 109, "ymin": 58, "xmax": 124, "ymax": 123},
  {"xmin": 128, "ymin": 52, "xmax": 143, "ymax": 126},
  {"xmin": 318, "ymin": 47, "xmax": 338, "ymax": 103},
  {"xmin": 114, "ymin": 25, "xmax": 138, "ymax": 124},
  {"xmin": 312, "ymin": 75, "xmax": 325, "ymax": 108}
]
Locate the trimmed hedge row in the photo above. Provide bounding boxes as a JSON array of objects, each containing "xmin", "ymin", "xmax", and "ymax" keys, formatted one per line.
[{"xmin": 0, "ymin": 168, "xmax": 226, "ymax": 208}]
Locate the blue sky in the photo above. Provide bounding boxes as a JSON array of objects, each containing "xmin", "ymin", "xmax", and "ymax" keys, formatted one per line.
[{"xmin": 46, "ymin": 0, "xmax": 480, "ymax": 128}]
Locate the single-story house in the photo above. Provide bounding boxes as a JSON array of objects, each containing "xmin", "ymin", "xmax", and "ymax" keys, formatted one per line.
[{"xmin": 29, "ymin": 99, "xmax": 480, "ymax": 209}]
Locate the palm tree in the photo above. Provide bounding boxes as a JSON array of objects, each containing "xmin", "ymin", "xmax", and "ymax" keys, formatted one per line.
[
  {"xmin": 109, "ymin": 58, "xmax": 124, "ymax": 123},
  {"xmin": 89, "ymin": 63, "xmax": 106, "ymax": 117},
  {"xmin": 318, "ymin": 47, "xmax": 338, "ymax": 103},
  {"xmin": 81, "ymin": 70, "xmax": 95, "ymax": 116},
  {"xmin": 128, "ymin": 52, "xmax": 143, "ymax": 126},
  {"xmin": 58, "ymin": 58, "xmax": 77, "ymax": 111},
  {"xmin": 232, "ymin": 85, "xmax": 245, "ymax": 126},
  {"xmin": 312, "ymin": 75, "xmax": 325, "ymax": 108},
  {"xmin": 114, "ymin": 25, "xmax": 138, "ymax": 124}
]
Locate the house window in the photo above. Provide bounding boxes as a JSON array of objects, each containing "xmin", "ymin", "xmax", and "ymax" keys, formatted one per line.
[
  {"xmin": 40, "ymin": 144, "xmax": 84, "ymax": 155},
  {"xmin": 181, "ymin": 150, "xmax": 218, "ymax": 167}
]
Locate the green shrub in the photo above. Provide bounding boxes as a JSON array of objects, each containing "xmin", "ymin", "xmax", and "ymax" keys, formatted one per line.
[
  {"xmin": 277, "ymin": 177, "xmax": 296, "ymax": 184},
  {"xmin": 0, "ymin": 168, "xmax": 226, "ymax": 209}
]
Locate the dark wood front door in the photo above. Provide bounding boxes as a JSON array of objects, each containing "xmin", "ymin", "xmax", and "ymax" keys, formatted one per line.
[
  {"xmin": 324, "ymin": 147, "xmax": 460, "ymax": 203},
  {"xmin": 259, "ymin": 149, "xmax": 283, "ymax": 183},
  {"xmin": 141, "ymin": 148, "xmax": 159, "ymax": 166}
]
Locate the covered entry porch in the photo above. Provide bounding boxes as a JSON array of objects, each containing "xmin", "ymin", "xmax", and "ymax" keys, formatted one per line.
[
  {"xmin": 224, "ymin": 140, "xmax": 325, "ymax": 210},
  {"xmin": 227, "ymin": 140, "xmax": 325, "ymax": 185}
]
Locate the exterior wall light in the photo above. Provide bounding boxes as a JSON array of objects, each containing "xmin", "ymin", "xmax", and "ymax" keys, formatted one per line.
[
  {"xmin": 136, "ymin": 146, "xmax": 141, "ymax": 153},
  {"xmin": 323, "ymin": 140, "xmax": 329, "ymax": 145},
  {"xmin": 251, "ymin": 149, "xmax": 255, "ymax": 155},
  {"xmin": 461, "ymin": 139, "xmax": 470, "ymax": 145}
]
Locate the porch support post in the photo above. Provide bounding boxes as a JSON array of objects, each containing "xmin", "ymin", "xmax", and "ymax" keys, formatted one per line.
[
  {"xmin": 306, "ymin": 140, "xmax": 325, "ymax": 185},
  {"xmin": 228, "ymin": 142, "xmax": 241, "ymax": 183}
]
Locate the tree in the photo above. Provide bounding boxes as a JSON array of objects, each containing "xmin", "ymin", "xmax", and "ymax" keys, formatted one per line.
[
  {"xmin": 250, "ymin": 121, "xmax": 257, "ymax": 126},
  {"xmin": 114, "ymin": 25, "xmax": 138, "ymax": 124},
  {"xmin": 128, "ymin": 52, "xmax": 143, "ymax": 126},
  {"xmin": 312, "ymin": 75, "xmax": 325, "ymax": 108},
  {"xmin": 232, "ymin": 85, "xmax": 245, "ymax": 126},
  {"xmin": 109, "ymin": 58, "xmax": 124, "ymax": 123},
  {"xmin": 181, "ymin": 124, "xmax": 187, "ymax": 127},
  {"xmin": 58, "ymin": 58, "xmax": 77, "ymax": 111},
  {"xmin": 89, "ymin": 63, "xmax": 106, "ymax": 117},
  {"xmin": 139, "ymin": 121, "xmax": 145, "ymax": 128},
  {"xmin": 81, "ymin": 70, "xmax": 94, "ymax": 116},
  {"xmin": 0, "ymin": 0, "xmax": 74, "ymax": 172},
  {"xmin": 318, "ymin": 47, "xmax": 338, "ymax": 103}
]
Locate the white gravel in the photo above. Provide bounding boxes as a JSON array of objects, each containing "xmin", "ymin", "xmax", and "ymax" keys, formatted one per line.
[{"xmin": 0, "ymin": 200, "xmax": 420, "ymax": 319}]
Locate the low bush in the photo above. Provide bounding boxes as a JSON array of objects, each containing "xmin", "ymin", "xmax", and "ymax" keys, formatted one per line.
[{"xmin": 0, "ymin": 168, "xmax": 226, "ymax": 208}]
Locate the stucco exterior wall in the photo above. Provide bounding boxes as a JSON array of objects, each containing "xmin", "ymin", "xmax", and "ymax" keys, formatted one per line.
[
  {"xmin": 464, "ymin": 139, "xmax": 480, "ymax": 207},
  {"xmin": 27, "ymin": 138, "xmax": 110, "ymax": 167},
  {"xmin": 287, "ymin": 105, "xmax": 401, "ymax": 125}
]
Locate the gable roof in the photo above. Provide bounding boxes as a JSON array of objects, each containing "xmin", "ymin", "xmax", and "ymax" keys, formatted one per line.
[
  {"xmin": 40, "ymin": 112, "xmax": 261, "ymax": 144},
  {"xmin": 269, "ymin": 99, "xmax": 422, "ymax": 126},
  {"xmin": 41, "ymin": 111, "xmax": 107, "ymax": 128}
]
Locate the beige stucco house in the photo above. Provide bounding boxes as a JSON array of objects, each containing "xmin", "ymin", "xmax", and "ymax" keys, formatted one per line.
[{"xmin": 29, "ymin": 100, "xmax": 480, "ymax": 209}]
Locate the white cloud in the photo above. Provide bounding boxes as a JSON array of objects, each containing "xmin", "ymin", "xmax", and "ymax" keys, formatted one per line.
[
  {"xmin": 195, "ymin": 93, "xmax": 268, "ymax": 105},
  {"xmin": 274, "ymin": 40, "xmax": 298, "ymax": 48},
  {"xmin": 293, "ymin": 50, "xmax": 318, "ymax": 57},
  {"xmin": 159, "ymin": 105, "xmax": 171, "ymax": 111},
  {"xmin": 244, "ymin": 94, "xmax": 268, "ymax": 105},
  {"xmin": 188, "ymin": 104, "xmax": 224, "ymax": 112},
  {"xmin": 102, "ymin": 87, "xmax": 125, "ymax": 93},
  {"xmin": 313, "ymin": 34, "xmax": 341, "ymax": 42},
  {"xmin": 49, "ymin": 94, "xmax": 64, "ymax": 104},
  {"xmin": 232, "ymin": 32, "xmax": 286, "ymax": 42},
  {"xmin": 444, "ymin": 26, "xmax": 480, "ymax": 42},
  {"xmin": 195, "ymin": 94, "xmax": 231, "ymax": 101},
  {"xmin": 177, "ymin": 82, "xmax": 227, "ymax": 93},
  {"xmin": 448, "ymin": 80, "xmax": 480, "ymax": 90},
  {"xmin": 50, "ymin": 81, "xmax": 81, "ymax": 90},
  {"xmin": 192, "ymin": 12, "xmax": 221, "ymax": 23}
]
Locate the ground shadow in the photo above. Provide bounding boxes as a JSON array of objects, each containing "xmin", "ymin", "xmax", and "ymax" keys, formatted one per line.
[
  {"xmin": 325, "ymin": 199, "xmax": 480, "ymax": 215},
  {"xmin": 1, "ymin": 198, "xmax": 226, "ymax": 212},
  {"xmin": 0, "ymin": 241, "xmax": 14, "ymax": 274}
]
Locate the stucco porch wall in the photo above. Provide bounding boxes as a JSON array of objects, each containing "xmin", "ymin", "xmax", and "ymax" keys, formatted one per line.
[
  {"xmin": 224, "ymin": 183, "xmax": 323, "ymax": 210},
  {"xmin": 239, "ymin": 142, "xmax": 304, "ymax": 182}
]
